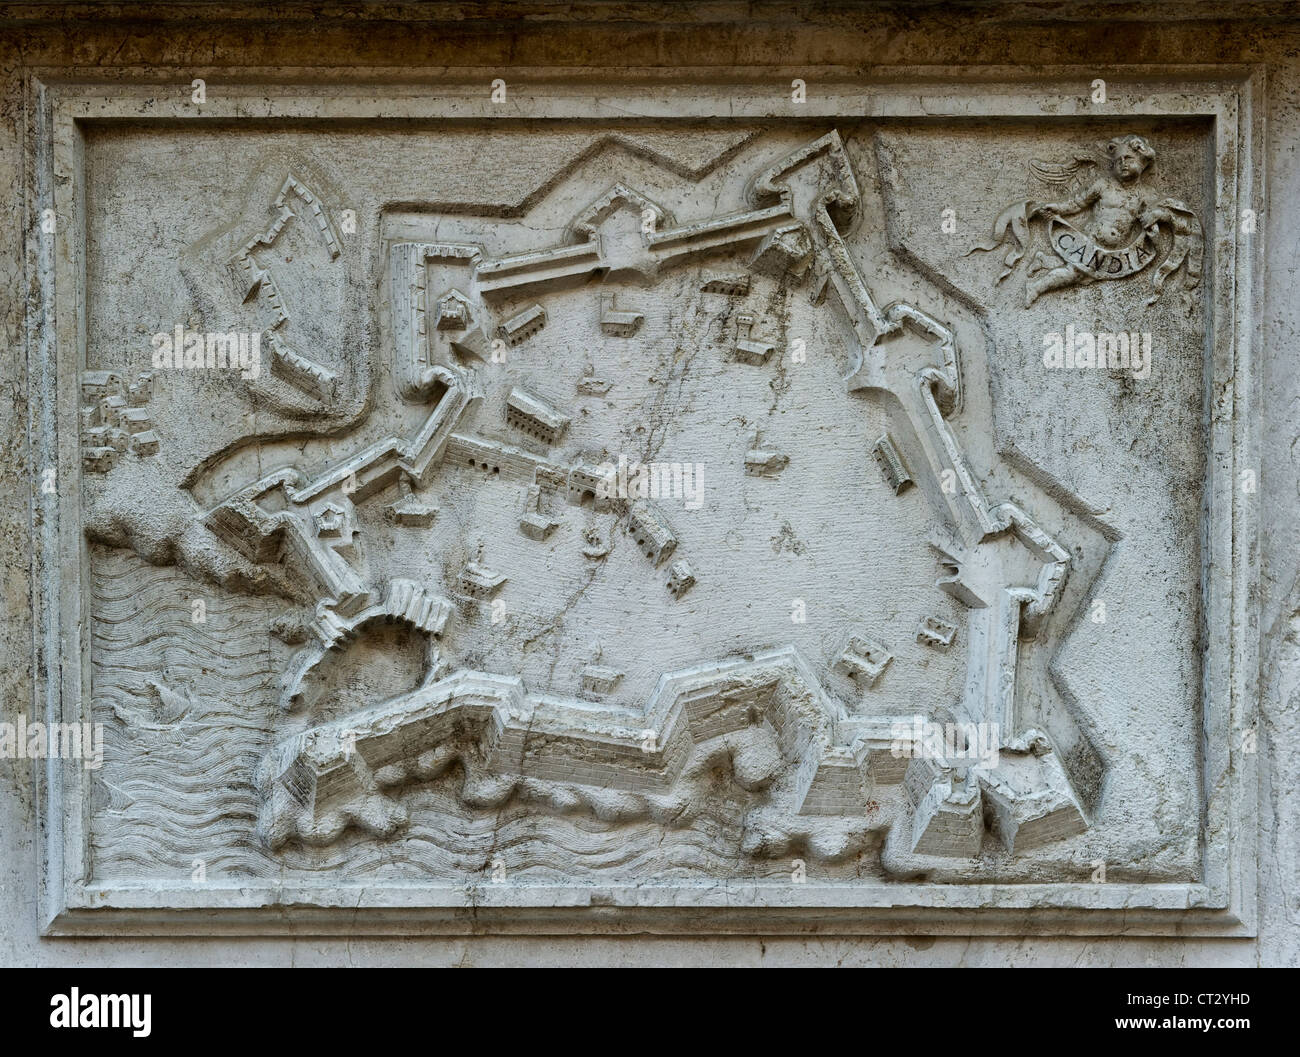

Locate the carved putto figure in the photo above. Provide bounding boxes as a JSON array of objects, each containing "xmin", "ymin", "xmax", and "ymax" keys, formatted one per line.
[{"xmin": 967, "ymin": 134, "xmax": 1203, "ymax": 307}]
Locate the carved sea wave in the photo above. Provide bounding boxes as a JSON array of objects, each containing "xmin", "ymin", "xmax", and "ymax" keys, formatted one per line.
[{"xmin": 89, "ymin": 548, "xmax": 863, "ymax": 884}]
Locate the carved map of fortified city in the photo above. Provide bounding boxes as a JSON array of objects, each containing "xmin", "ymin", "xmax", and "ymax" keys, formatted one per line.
[{"xmin": 72, "ymin": 119, "xmax": 1210, "ymax": 897}]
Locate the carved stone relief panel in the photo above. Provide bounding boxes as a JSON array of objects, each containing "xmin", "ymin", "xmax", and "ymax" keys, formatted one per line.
[{"xmin": 31, "ymin": 77, "xmax": 1258, "ymax": 935}]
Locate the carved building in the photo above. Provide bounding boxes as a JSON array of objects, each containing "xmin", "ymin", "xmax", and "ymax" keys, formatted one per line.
[
  {"xmin": 505, "ymin": 388, "xmax": 570, "ymax": 445},
  {"xmin": 627, "ymin": 501, "xmax": 678, "ymax": 566}
]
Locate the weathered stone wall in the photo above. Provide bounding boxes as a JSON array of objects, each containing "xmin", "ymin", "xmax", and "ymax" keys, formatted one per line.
[{"xmin": 1, "ymin": 1, "xmax": 1296, "ymax": 966}]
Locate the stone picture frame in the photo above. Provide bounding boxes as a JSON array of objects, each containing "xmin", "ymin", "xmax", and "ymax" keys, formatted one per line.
[{"xmin": 26, "ymin": 66, "xmax": 1261, "ymax": 937}]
